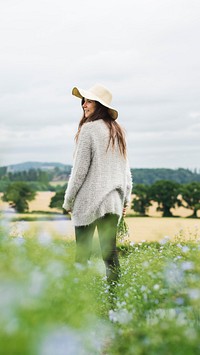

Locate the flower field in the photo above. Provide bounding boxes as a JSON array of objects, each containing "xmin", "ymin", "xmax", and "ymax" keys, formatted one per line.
[{"xmin": 1, "ymin": 218, "xmax": 200, "ymax": 354}]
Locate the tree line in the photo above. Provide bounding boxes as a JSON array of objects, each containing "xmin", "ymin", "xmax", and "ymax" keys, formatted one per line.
[
  {"xmin": 131, "ymin": 168, "xmax": 200, "ymax": 185},
  {"xmin": 2, "ymin": 180, "xmax": 200, "ymax": 217},
  {"xmin": 0, "ymin": 168, "xmax": 50, "ymax": 183},
  {"xmin": 0, "ymin": 169, "xmax": 57, "ymax": 192},
  {"xmin": 132, "ymin": 180, "xmax": 200, "ymax": 218},
  {"xmin": 1, "ymin": 166, "xmax": 200, "ymax": 188}
]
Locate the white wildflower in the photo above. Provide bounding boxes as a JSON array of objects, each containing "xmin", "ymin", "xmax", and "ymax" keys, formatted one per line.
[
  {"xmin": 46, "ymin": 261, "xmax": 66, "ymax": 278},
  {"xmin": 38, "ymin": 231, "xmax": 52, "ymax": 245},
  {"xmin": 38, "ymin": 327, "xmax": 85, "ymax": 355},
  {"xmin": 181, "ymin": 245, "xmax": 190, "ymax": 253},
  {"xmin": 187, "ymin": 288, "xmax": 200, "ymax": 300},
  {"xmin": 28, "ymin": 269, "xmax": 46, "ymax": 297},
  {"xmin": 159, "ymin": 236, "xmax": 170, "ymax": 245},
  {"xmin": 164, "ymin": 262, "xmax": 184, "ymax": 288},
  {"xmin": 12, "ymin": 236, "xmax": 25, "ymax": 245},
  {"xmin": 175, "ymin": 297, "xmax": 184, "ymax": 305},
  {"xmin": 108, "ymin": 309, "xmax": 132, "ymax": 324},
  {"xmin": 74, "ymin": 262, "xmax": 87, "ymax": 271},
  {"xmin": 141, "ymin": 285, "xmax": 147, "ymax": 292},
  {"xmin": 180, "ymin": 261, "xmax": 194, "ymax": 271},
  {"xmin": 93, "ymin": 260, "xmax": 105, "ymax": 275},
  {"xmin": 142, "ymin": 261, "xmax": 149, "ymax": 268},
  {"xmin": 175, "ymin": 255, "xmax": 182, "ymax": 260}
]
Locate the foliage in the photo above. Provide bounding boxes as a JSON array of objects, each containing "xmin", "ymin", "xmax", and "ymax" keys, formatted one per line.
[
  {"xmin": 0, "ymin": 166, "xmax": 7, "ymax": 178},
  {"xmin": 180, "ymin": 182, "xmax": 200, "ymax": 218},
  {"xmin": 28, "ymin": 181, "xmax": 56, "ymax": 192},
  {"xmin": 2, "ymin": 182, "xmax": 36, "ymax": 212},
  {"xmin": 149, "ymin": 180, "xmax": 181, "ymax": 217},
  {"xmin": 109, "ymin": 239, "xmax": 200, "ymax": 354},
  {"xmin": 0, "ymin": 163, "xmax": 72, "ymax": 186},
  {"xmin": 132, "ymin": 184, "xmax": 152, "ymax": 215},
  {"xmin": 49, "ymin": 184, "xmax": 67, "ymax": 211},
  {"xmin": 6, "ymin": 169, "xmax": 51, "ymax": 183},
  {"xmin": 1, "ymin": 220, "xmax": 200, "ymax": 354},
  {"xmin": 0, "ymin": 180, "xmax": 10, "ymax": 193},
  {"xmin": 116, "ymin": 216, "xmax": 129, "ymax": 243},
  {"xmin": 0, "ymin": 180, "xmax": 55, "ymax": 193},
  {"xmin": 132, "ymin": 168, "xmax": 200, "ymax": 185}
]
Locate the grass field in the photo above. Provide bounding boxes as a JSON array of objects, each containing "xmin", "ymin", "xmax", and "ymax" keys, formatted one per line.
[{"xmin": 1, "ymin": 223, "xmax": 200, "ymax": 354}]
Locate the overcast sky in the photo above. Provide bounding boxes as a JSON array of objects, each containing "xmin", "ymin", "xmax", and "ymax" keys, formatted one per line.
[{"xmin": 0, "ymin": 0, "xmax": 200, "ymax": 169}]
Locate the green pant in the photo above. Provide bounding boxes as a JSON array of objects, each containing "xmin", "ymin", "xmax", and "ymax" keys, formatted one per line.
[{"xmin": 75, "ymin": 213, "xmax": 120, "ymax": 283}]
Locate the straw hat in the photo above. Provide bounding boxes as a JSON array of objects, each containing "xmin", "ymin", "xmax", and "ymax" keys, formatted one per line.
[{"xmin": 72, "ymin": 83, "xmax": 118, "ymax": 120}]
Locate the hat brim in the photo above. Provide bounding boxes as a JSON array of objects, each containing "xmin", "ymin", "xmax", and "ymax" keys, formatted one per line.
[{"xmin": 72, "ymin": 87, "xmax": 118, "ymax": 120}]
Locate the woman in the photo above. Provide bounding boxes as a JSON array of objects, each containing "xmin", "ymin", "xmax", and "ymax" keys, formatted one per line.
[{"xmin": 63, "ymin": 84, "xmax": 132, "ymax": 284}]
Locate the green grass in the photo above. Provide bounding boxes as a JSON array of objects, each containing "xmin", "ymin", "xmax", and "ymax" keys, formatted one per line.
[{"xmin": 0, "ymin": 220, "xmax": 200, "ymax": 354}]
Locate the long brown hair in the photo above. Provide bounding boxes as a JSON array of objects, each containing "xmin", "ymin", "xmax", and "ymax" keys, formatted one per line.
[{"xmin": 75, "ymin": 99, "xmax": 127, "ymax": 158}]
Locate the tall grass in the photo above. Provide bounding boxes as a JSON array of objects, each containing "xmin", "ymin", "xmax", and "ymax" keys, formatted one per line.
[{"xmin": 0, "ymin": 217, "xmax": 200, "ymax": 354}]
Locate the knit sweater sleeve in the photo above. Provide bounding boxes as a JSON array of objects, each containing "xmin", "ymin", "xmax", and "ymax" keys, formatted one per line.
[
  {"xmin": 62, "ymin": 124, "xmax": 92, "ymax": 211},
  {"xmin": 124, "ymin": 159, "xmax": 133, "ymax": 207}
]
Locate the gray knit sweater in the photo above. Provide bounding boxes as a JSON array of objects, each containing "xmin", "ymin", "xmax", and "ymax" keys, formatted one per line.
[{"xmin": 63, "ymin": 119, "xmax": 132, "ymax": 226}]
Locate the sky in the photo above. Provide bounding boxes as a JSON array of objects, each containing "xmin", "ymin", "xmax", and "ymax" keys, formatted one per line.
[{"xmin": 0, "ymin": 0, "xmax": 200, "ymax": 169}]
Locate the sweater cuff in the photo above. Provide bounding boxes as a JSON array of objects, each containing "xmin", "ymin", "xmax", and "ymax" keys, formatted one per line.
[{"xmin": 62, "ymin": 198, "xmax": 73, "ymax": 211}]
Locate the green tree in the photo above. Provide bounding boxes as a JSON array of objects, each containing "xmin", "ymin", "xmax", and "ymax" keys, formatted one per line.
[
  {"xmin": 2, "ymin": 182, "xmax": 36, "ymax": 213},
  {"xmin": 180, "ymin": 182, "xmax": 200, "ymax": 218},
  {"xmin": 49, "ymin": 184, "xmax": 67, "ymax": 213},
  {"xmin": 150, "ymin": 180, "xmax": 181, "ymax": 217},
  {"xmin": 131, "ymin": 184, "xmax": 152, "ymax": 216}
]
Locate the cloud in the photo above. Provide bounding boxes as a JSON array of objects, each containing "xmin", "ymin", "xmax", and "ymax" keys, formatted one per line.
[
  {"xmin": 0, "ymin": 123, "xmax": 77, "ymax": 166},
  {"xmin": 0, "ymin": 0, "xmax": 200, "ymax": 168}
]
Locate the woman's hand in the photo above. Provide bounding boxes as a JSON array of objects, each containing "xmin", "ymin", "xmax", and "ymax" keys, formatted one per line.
[{"xmin": 63, "ymin": 208, "xmax": 71, "ymax": 215}]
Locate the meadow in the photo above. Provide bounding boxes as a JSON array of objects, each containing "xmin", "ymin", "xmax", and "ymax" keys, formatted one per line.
[
  {"xmin": 1, "ymin": 191, "xmax": 200, "ymax": 354},
  {"xmin": 1, "ymin": 216, "xmax": 200, "ymax": 354}
]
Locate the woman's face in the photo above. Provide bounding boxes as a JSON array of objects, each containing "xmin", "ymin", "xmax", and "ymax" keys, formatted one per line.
[{"xmin": 82, "ymin": 98, "xmax": 96, "ymax": 118}]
